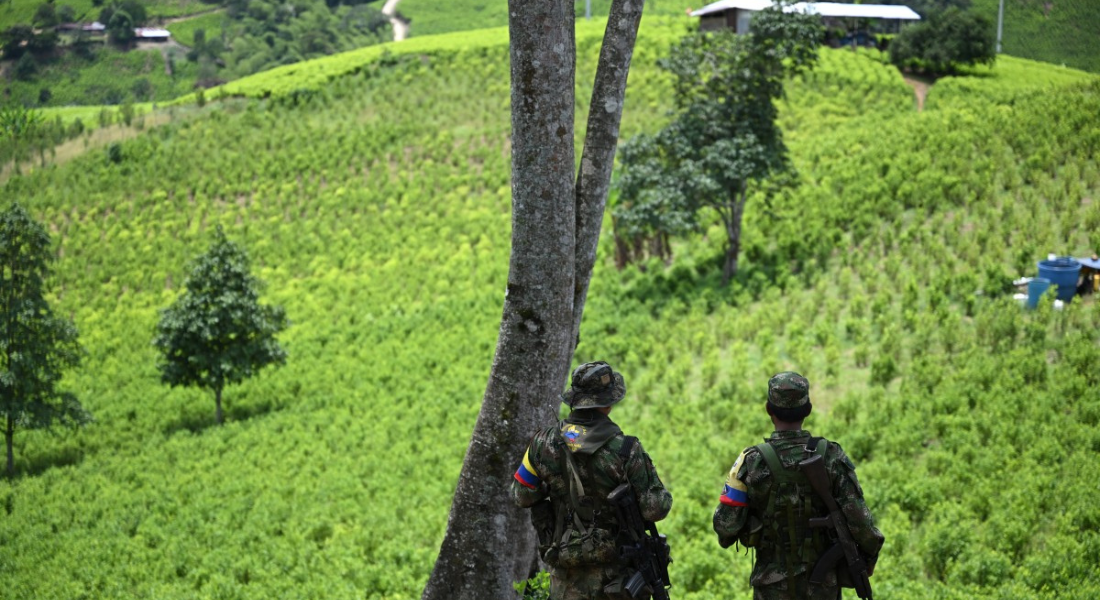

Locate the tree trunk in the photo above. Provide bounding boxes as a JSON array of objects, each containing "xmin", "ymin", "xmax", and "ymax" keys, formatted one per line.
[
  {"xmin": 5, "ymin": 416, "xmax": 13, "ymax": 478},
  {"xmin": 215, "ymin": 386, "xmax": 223, "ymax": 425},
  {"xmin": 422, "ymin": 2, "xmax": 577, "ymax": 598},
  {"xmin": 722, "ymin": 185, "xmax": 748, "ymax": 285},
  {"xmin": 423, "ymin": 2, "xmax": 647, "ymax": 597},
  {"xmin": 571, "ymin": 0, "xmax": 646, "ymax": 356}
]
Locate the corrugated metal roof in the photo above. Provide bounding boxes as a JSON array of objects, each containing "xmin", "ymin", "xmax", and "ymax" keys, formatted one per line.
[
  {"xmin": 134, "ymin": 27, "xmax": 171, "ymax": 37},
  {"xmin": 801, "ymin": 3, "xmax": 921, "ymax": 19},
  {"xmin": 692, "ymin": 1, "xmax": 921, "ymax": 20},
  {"xmin": 692, "ymin": 0, "xmax": 773, "ymax": 17}
]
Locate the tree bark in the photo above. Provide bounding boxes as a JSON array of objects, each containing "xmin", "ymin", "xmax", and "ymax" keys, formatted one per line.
[
  {"xmin": 572, "ymin": 0, "xmax": 646, "ymax": 357},
  {"xmin": 422, "ymin": 2, "xmax": 577, "ymax": 598},
  {"xmin": 722, "ymin": 184, "xmax": 748, "ymax": 285}
]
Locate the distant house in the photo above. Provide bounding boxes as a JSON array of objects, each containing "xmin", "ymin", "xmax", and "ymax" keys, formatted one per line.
[
  {"xmin": 81, "ymin": 21, "xmax": 107, "ymax": 34},
  {"xmin": 692, "ymin": 1, "xmax": 921, "ymax": 35},
  {"xmin": 134, "ymin": 27, "xmax": 171, "ymax": 42}
]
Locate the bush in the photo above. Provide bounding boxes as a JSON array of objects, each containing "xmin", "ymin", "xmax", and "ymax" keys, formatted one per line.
[{"xmin": 890, "ymin": 8, "xmax": 996, "ymax": 76}]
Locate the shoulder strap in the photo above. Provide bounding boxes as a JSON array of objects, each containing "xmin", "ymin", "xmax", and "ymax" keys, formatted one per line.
[
  {"xmin": 755, "ymin": 442, "xmax": 801, "ymax": 484},
  {"xmin": 559, "ymin": 429, "xmax": 594, "ymax": 535},
  {"xmin": 619, "ymin": 435, "xmax": 637, "ymax": 461}
]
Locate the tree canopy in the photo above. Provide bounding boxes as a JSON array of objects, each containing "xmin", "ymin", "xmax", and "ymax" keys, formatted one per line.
[
  {"xmin": 614, "ymin": 5, "xmax": 821, "ymax": 283},
  {"xmin": 0, "ymin": 203, "xmax": 87, "ymax": 477},
  {"xmin": 153, "ymin": 226, "xmax": 288, "ymax": 425},
  {"xmin": 890, "ymin": 7, "xmax": 996, "ymax": 76}
]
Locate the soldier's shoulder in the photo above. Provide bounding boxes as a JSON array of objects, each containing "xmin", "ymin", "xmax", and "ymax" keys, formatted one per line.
[
  {"xmin": 824, "ymin": 439, "xmax": 857, "ymax": 471},
  {"xmin": 737, "ymin": 445, "xmax": 768, "ymax": 472},
  {"xmin": 607, "ymin": 432, "xmax": 647, "ymax": 461},
  {"xmin": 529, "ymin": 425, "xmax": 563, "ymax": 455}
]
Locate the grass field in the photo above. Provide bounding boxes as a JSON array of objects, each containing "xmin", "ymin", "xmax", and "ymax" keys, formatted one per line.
[{"xmin": 2, "ymin": 46, "xmax": 198, "ymax": 108}]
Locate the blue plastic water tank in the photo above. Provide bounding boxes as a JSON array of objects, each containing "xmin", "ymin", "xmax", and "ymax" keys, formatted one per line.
[
  {"xmin": 1026, "ymin": 278, "xmax": 1051, "ymax": 309},
  {"xmin": 1037, "ymin": 258, "xmax": 1081, "ymax": 301}
]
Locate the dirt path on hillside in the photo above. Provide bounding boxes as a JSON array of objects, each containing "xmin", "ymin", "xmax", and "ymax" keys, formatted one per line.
[
  {"xmin": 902, "ymin": 75, "xmax": 932, "ymax": 112},
  {"xmin": 382, "ymin": 0, "xmax": 409, "ymax": 41}
]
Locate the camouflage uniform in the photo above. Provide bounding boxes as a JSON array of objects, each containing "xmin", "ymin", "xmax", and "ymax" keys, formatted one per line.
[
  {"xmin": 713, "ymin": 372, "xmax": 884, "ymax": 600},
  {"xmin": 512, "ymin": 362, "xmax": 673, "ymax": 600}
]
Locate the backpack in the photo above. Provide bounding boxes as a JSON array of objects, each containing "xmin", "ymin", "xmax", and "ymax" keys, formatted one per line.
[
  {"xmin": 753, "ymin": 438, "xmax": 831, "ymax": 577},
  {"xmin": 531, "ymin": 431, "xmax": 636, "ymax": 569}
]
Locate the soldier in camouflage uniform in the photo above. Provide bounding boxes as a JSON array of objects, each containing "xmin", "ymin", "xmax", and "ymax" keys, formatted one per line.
[
  {"xmin": 512, "ymin": 361, "xmax": 673, "ymax": 600},
  {"xmin": 713, "ymin": 372, "xmax": 884, "ymax": 599}
]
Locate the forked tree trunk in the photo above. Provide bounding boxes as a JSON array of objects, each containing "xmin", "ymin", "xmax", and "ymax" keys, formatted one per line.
[
  {"xmin": 571, "ymin": 0, "xmax": 646, "ymax": 354},
  {"xmin": 423, "ymin": 0, "xmax": 646, "ymax": 598},
  {"xmin": 421, "ymin": 2, "xmax": 577, "ymax": 598}
]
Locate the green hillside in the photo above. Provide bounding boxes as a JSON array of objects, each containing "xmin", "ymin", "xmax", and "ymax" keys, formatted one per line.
[
  {"xmin": 0, "ymin": 0, "xmax": 211, "ymax": 31},
  {"xmin": 396, "ymin": 0, "xmax": 691, "ymax": 38},
  {"xmin": 971, "ymin": 0, "xmax": 1100, "ymax": 73},
  {"xmin": 2, "ymin": 16, "xmax": 1100, "ymax": 600}
]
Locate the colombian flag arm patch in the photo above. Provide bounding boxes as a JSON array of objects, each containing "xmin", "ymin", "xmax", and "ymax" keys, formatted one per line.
[
  {"xmin": 514, "ymin": 449, "xmax": 541, "ymax": 490},
  {"xmin": 720, "ymin": 450, "xmax": 749, "ymax": 507}
]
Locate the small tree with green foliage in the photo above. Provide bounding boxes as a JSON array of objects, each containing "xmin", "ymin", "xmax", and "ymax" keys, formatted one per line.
[
  {"xmin": 889, "ymin": 7, "xmax": 995, "ymax": 76},
  {"xmin": 154, "ymin": 227, "xmax": 288, "ymax": 425},
  {"xmin": 614, "ymin": 4, "xmax": 821, "ymax": 283},
  {"xmin": 0, "ymin": 203, "xmax": 88, "ymax": 477}
]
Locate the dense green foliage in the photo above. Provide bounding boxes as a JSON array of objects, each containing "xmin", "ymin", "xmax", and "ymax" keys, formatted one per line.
[
  {"xmin": 185, "ymin": 0, "xmax": 390, "ymax": 80},
  {"xmin": 0, "ymin": 0, "xmax": 211, "ymax": 31},
  {"xmin": 971, "ymin": 0, "xmax": 1100, "ymax": 73},
  {"xmin": 2, "ymin": 46, "xmax": 199, "ymax": 107},
  {"xmin": 154, "ymin": 226, "xmax": 288, "ymax": 425},
  {"xmin": 0, "ymin": 15, "xmax": 1098, "ymax": 599},
  {"xmin": 890, "ymin": 7, "xmax": 996, "ymax": 75},
  {"xmin": 0, "ymin": 203, "xmax": 88, "ymax": 476}
]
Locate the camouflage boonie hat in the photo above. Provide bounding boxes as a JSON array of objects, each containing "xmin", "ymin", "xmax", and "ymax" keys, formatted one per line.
[
  {"xmin": 768, "ymin": 371, "xmax": 810, "ymax": 408},
  {"xmin": 561, "ymin": 361, "xmax": 626, "ymax": 409}
]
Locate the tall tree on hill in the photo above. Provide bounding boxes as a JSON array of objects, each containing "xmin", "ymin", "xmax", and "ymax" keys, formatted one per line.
[
  {"xmin": 153, "ymin": 226, "xmax": 287, "ymax": 425},
  {"xmin": 614, "ymin": 5, "xmax": 821, "ymax": 283},
  {"xmin": 421, "ymin": 0, "xmax": 647, "ymax": 597},
  {"xmin": 0, "ymin": 203, "xmax": 88, "ymax": 478},
  {"xmin": 889, "ymin": 7, "xmax": 995, "ymax": 76}
]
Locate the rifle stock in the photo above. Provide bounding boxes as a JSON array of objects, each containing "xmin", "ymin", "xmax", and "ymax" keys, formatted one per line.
[{"xmin": 800, "ymin": 454, "xmax": 873, "ymax": 600}]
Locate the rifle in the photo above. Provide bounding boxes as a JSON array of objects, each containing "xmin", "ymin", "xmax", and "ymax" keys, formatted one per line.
[
  {"xmin": 799, "ymin": 454, "xmax": 873, "ymax": 600},
  {"xmin": 607, "ymin": 483, "xmax": 672, "ymax": 600}
]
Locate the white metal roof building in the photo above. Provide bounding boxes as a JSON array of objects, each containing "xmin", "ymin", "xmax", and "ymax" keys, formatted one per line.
[{"xmin": 692, "ymin": 1, "xmax": 921, "ymax": 34}]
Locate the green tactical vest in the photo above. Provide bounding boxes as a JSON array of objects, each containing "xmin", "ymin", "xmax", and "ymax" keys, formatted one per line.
[{"xmin": 754, "ymin": 438, "xmax": 831, "ymax": 577}]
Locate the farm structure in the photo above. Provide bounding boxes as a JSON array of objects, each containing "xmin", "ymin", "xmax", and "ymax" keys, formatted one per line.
[
  {"xmin": 134, "ymin": 28, "xmax": 171, "ymax": 42},
  {"xmin": 692, "ymin": 1, "xmax": 921, "ymax": 35}
]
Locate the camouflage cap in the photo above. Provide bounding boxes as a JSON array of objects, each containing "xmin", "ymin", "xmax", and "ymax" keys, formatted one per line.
[
  {"xmin": 767, "ymin": 371, "xmax": 810, "ymax": 408},
  {"xmin": 561, "ymin": 361, "xmax": 626, "ymax": 409}
]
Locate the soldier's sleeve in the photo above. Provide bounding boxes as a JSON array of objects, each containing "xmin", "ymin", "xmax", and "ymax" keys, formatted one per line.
[
  {"xmin": 511, "ymin": 434, "xmax": 547, "ymax": 508},
  {"xmin": 713, "ymin": 448, "xmax": 751, "ymax": 548},
  {"xmin": 624, "ymin": 438, "xmax": 672, "ymax": 523},
  {"xmin": 830, "ymin": 444, "xmax": 885, "ymax": 561}
]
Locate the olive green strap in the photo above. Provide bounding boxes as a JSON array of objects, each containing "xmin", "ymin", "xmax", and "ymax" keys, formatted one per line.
[{"xmin": 561, "ymin": 448, "xmax": 591, "ymax": 536}]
